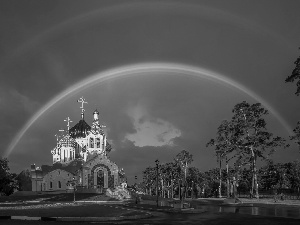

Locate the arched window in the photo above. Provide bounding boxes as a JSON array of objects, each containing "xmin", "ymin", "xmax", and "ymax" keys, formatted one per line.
[
  {"xmin": 58, "ymin": 181, "xmax": 61, "ymax": 189},
  {"xmin": 90, "ymin": 137, "xmax": 94, "ymax": 148},
  {"xmin": 50, "ymin": 181, "xmax": 52, "ymax": 189},
  {"xmin": 96, "ymin": 138, "xmax": 100, "ymax": 148}
]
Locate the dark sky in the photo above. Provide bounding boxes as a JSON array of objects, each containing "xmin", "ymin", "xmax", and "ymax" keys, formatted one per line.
[{"xmin": 1, "ymin": 0, "xmax": 300, "ymax": 184}]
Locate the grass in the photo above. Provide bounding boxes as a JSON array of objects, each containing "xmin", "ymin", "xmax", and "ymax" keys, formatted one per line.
[
  {"xmin": 0, "ymin": 193, "xmax": 117, "ymax": 203},
  {"xmin": 0, "ymin": 203, "xmax": 146, "ymax": 217}
]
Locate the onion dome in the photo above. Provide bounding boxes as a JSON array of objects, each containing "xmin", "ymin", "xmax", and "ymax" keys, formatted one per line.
[
  {"xmin": 59, "ymin": 135, "xmax": 77, "ymax": 147},
  {"xmin": 69, "ymin": 119, "xmax": 91, "ymax": 138},
  {"xmin": 93, "ymin": 109, "xmax": 99, "ymax": 121}
]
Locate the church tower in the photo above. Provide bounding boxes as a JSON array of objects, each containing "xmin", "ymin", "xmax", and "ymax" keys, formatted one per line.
[
  {"xmin": 88, "ymin": 109, "xmax": 107, "ymax": 156},
  {"xmin": 51, "ymin": 117, "xmax": 76, "ymax": 165}
]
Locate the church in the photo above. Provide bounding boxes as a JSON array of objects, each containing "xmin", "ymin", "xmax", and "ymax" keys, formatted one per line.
[{"xmin": 30, "ymin": 97, "xmax": 125, "ymax": 193}]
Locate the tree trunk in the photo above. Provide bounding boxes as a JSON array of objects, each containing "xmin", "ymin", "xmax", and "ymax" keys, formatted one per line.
[
  {"xmin": 179, "ymin": 181, "xmax": 181, "ymax": 199},
  {"xmin": 161, "ymin": 179, "xmax": 163, "ymax": 197},
  {"xmin": 253, "ymin": 154, "xmax": 259, "ymax": 199},
  {"xmin": 184, "ymin": 161, "xmax": 187, "ymax": 199},
  {"xmin": 226, "ymin": 160, "xmax": 230, "ymax": 198},
  {"xmin": 219, "ymin": 156, "xmax": 222, "ymax": 198},
  {"xmin": 250, "ymin": 168, "xmax": 254, "ymax": 198}
]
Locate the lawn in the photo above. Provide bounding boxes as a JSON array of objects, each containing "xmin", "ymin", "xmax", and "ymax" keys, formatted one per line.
[
  {"xmin": 0, "ymin": 203, "xmax": 146, "ymax": 217},
  {"xmin": 0, "ymin": 192, "xmax": 117, "ymax": 203}
]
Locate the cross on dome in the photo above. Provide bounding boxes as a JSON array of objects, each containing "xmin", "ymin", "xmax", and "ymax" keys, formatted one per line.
[
  {"xmin": 58, "ymin": 129, "xmax": 65, "ymax": 137},
  {"xmin": 54, "ymin": 134, "xmax": 59, "ymax": 143},
  {"xmin": 77, "ymin": 97, "xmax": 88, "ymax": 119},
  {"xmin": 64, "ymin": 117, "xmax": 73, "ymax": 131}
]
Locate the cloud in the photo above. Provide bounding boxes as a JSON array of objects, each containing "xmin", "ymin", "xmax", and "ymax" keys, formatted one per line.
[{"xmin": 124, "ymin": 103, "xmax": 181, "ymax": 147}]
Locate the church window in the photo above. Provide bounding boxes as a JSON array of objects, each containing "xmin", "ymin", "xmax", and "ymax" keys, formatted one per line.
[
  {"xmin": 50, "ymin": 182, "xmax": 52, "ymax": 189},
  {"xmin": 58, "ymin": 181, "xmax": 61, "ymax": 189},
  {"xmin": 96, "ymin": 138, "xmax": 100, "ymax": 148},
  {"xmin": 90, "ymin": 137, "xmax": 94, "ymax": 148},
  {"xmin": 58, "ymin": 170, "xmax": 60, "ymax": 175}
]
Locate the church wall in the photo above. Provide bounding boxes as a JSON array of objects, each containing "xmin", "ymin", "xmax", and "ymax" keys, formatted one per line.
[
  {"xmin": 31, "ymin": 179, "xmax": 43, "ymax": 192},
  {"xmin": 82, "ymin": 155, "xmax": 119, "ymax": 189},
  {"xmin": 43, "ymin": 169, "xmax": 74, "ymax": 191}
]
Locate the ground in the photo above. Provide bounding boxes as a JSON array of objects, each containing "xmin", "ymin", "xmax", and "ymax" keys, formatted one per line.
[{"xmin": 0, "ymin": 193, "xmax": 299, "ymax": 224}]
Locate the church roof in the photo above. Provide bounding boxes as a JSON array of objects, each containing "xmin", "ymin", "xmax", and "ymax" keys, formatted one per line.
[
  {"xmin": 41, "ymin": 159, "xmax": 84, "ymax": 175},
  {"xmin": 69, "ymin": 119, "xmax": 91, "ymax": 139},
  {"xmin": 58, "ymin": 135, "xmax": 76, "ymax": 147}
]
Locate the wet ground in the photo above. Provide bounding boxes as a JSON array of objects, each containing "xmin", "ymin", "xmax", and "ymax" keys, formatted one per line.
[
  {"xmin": 0, "ymin": 198, "xmax": 300, "ymax": 224},
  {"xmin": 130, "ymin": 198, "xmax": 300, "ymax": 220}
]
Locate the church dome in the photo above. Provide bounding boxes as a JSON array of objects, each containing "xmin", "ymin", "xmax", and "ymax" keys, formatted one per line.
[{"xmin": 69, "ymin": 119, "xmax": 91, "ymax": 138}]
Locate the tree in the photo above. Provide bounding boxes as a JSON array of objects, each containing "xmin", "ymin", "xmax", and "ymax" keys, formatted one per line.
[
  {"xmin": 186, "ymin": 167, "xmax": 203, "ymax": 198},
  {"xmin": 202, "ymin": 168, "xmax": 221, "ymax": 197},
  {"xmin": 0, "ymin": 158, "xmax": 17, "ymax": 196},
  {"xmin": 285, "ymin": 49, "xmax": 300, "ymax": 151},
  {"xmin": 285, "ymin": 161, "xmax": 300, "ymax": 196},
  {"xmin": 160, "ymin": 162, "xmax": 181, "ymax": 198},
  {"xmin": 285, "ymin": 48, "xmax": 300, "ymax": 95},
  {"xmin": 206, "ymin": 119, "xmax": 238, "ymax": 198},
  {"xmin": 142, "ymin": 166, "xmax": 156, "ymax": 195},
  {"xmin": 289, "ymin": 122, "xmax": 300, "ymax": 151},
  {"xmin": 231, "ymin": 101, "xmax": 288, "ymax": 198},
  {"xmin": 259, "ymin": 161, "xmax": 279, "ymax": 190},
  {"xmin": 16, "ymin": 169, "xmax": 32, "ymax": 191},
  {"xmin": 174, "ymin": 150, "xmax": 193, "ymax": 199}
]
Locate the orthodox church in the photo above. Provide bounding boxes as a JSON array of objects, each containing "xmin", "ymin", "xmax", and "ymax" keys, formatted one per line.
[{"xmin": 31, "ymin": 97, "xmax": 125, "ymax": 192}]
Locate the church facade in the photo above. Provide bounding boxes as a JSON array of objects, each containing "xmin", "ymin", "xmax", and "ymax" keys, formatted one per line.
[{"xmin": 31, "ymin": 97, "xmax": 125, "ymax": 192}]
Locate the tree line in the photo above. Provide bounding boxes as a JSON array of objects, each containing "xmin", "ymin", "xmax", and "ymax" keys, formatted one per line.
[
  {"xmin": 140, "ymin": 48, "xmax": 300, "ymax": 200},
  {"xmin": 140, "ymin": 100, "xmax": 299, "ymax": 199},
  {"xmin": 0, "ymin": 157, "xmax": 31, "ymax": 196}
]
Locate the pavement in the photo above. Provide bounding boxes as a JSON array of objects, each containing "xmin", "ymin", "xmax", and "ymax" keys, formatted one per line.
[{"xmin": 0, "ymin": 201, "xmax": 153, "ymax": 222}]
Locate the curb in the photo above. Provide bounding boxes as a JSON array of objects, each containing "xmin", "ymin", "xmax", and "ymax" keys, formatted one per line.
[
  {"xmin": 0, "ymin": 213, "xmax": 153, "ymax": 222},
  {"xmin": 124, "ymin": 204, "xmax": 207, "ymax": 214},
  {"xmin": 76, "ymin": 200, "xmax": 124, "ymax": 204}
]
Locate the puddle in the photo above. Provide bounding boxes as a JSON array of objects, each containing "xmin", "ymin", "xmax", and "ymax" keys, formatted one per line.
[
  {"xmin": 11, "ymin": 216, "xmax": 41, "ymax": 220},
  {"xmin": 142, "ymin": 200, "xmax": 300, "ymax": 219},
  {"xmin": 191, "ymin": 203, "xmax": 300, "ymax": 219}
]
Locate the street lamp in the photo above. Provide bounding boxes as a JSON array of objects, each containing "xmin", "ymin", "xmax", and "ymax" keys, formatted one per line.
[
  {"xmin": 155, "ymin": 159, "xmax": 159, "ymax": 207},
  {"xmin": 72, "ymin": 177, "xmax": 76, "ymax": 203},
  {"xmin": 135, "ymin": 175, "xmax": 138, "ymax": 204}
]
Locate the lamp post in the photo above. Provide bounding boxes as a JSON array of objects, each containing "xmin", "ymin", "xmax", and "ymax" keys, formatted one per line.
[
  {"xmin": 155, "ymin": 159, "xmax": 159, "ymax": 207},
  {"xmin": 72, "ymin": 177, "xmax": 76, "ymax": 203},
  {"xmin": 135, "ymin": 175, "xmax": 138, "ymax": 204}
]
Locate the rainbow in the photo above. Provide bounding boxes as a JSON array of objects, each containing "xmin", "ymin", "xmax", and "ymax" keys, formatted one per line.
[{"xmin": 4, "ymin": 62, "xmax": 292, "ymax": 157}]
